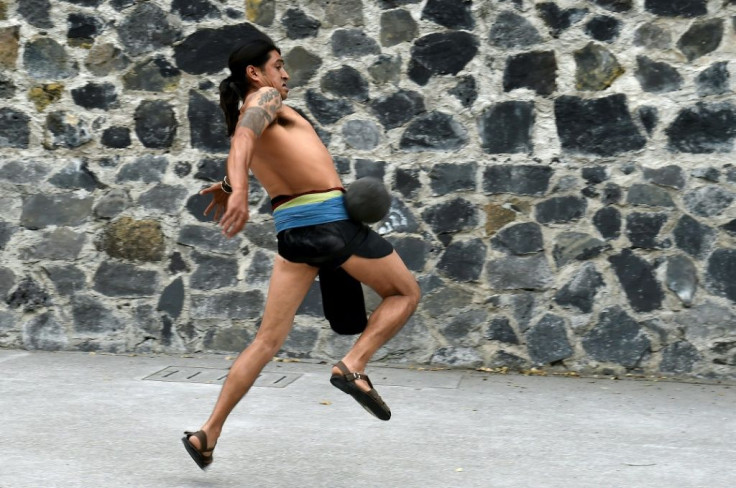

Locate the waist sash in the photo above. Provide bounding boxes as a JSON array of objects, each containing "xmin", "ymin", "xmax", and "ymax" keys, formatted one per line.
[{"xmin": 272, "ymin": 190, "xmax": 349, "ymax": 233}]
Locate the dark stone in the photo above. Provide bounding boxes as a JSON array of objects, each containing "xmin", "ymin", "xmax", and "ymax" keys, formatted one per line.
[
  {"xmin": 380, "ymin": 8, "xmax": 418, "ymax": 47},
  {"xmin": 24, "ymin": 38, "xmax": 78, "ymax": 80},
  {"xmin": 489, "ymin": 350, "xmax": 529, "ymax": 370},
  {"xmin": 722, "ymin": 219, "xmax": 736, "ymax": 236},
  {"xmin": 203, "ymin": 325, "xmax": 254, "ymax": 352},
  {"xmin": 354, "ymin": 159, "xmax": 386, "ymax": 180},
  {"xmin": 370, "ymin": 90, "xmax": 425, "ymax": 130},
  {"xmin": 186, "ymin": 194, "xmax": 211, "ymax": 223},
  {"xmin": 94, "ymin": 189, "xmax": 130, "ymax": 219},
  {"xmin": 67, "ymin": 13, "xmax": 103, "ymax": 41},
  {"xmin": 331, "ymin": 29, "xmax": 380, "ymax": 58},
  {"xmin": 437, "ymin": 239, "xmax": 486, "ymax": 282},
  {"xmin": 71, "ymin": 82, "xmax": 118, "ymax": 110},
  {"xmin": 22, "ymin": 313, "xmax": 66, "ymax": 351},
  {"xmin": 194, "ymin": 157, "xmax": 226, "ymax": 182},
  {"xmin": 295, "ymin": 282, "xmax": 323, "ymax": 318},
  {"xmin": 0, "ymin": 109, "xmax": 30, "ymax": 149},
  {"xmin": 504, "ymin": 51, "xmax": 556, "ymax": 96},
  {"xmin": 377, "ymin": 199, "xmax": 421, "ymax": 234},
  {"xmin": 191, "ymin": 290, "xmax": 264, "ymax": 319},
  {"xmin": 20, "ymin": 227, "xmax": 86, "ymax": 260},
  {"xmin": 582, "ymin": 166, "xmax": 607, "ymax": 184},
  {"xmin": 536, "ymin": 3, "xmax": 588, "ymax": 38},
  {"xmin": 574, "ymin": 42, "xmax": 624, "ymax": 91},
  {"xmin": 190, "ymin": 251, "xmax": 238, "ymax": 290},
  {"xmin": 117, "ymin": 3, "xmax": 181, "ymax": 57},
  {"xmin": 135, "ymin": 100, "xmax": 177, "ymax": 149},
  {"xmin": 280, "ymin": 326, "xmax": 319, "ymax": 358},
  {"xmin": 244, "ymin": 222, "xmax": 277, "ymax": 252},
  {"xmin": 305, "ymin": 90, "xmax": 353, "ymax": 125},
  {"xmin": 422, "ymin": 198, "xmax": 478, "ymax": 235},
  {"xmin": 93, "ymin": 262, "xmax": 158, "ymax": 297},
  {"xmin": 644, "ymin": 0, "xmax": 707, "ymax": 17},
  {"xmin": 320, "ymin": 66, "xmax": 369, "ymax": 101},
  {"xmin": 643, "ymin": 165, "xmax": 685, "ymax": 189},
  {"xmin": 174, "ymin": 24, "xmax": 269, "ymax": 75},
  {"xmin": 489, "ymin": 11, "xmax": 542, "ymax": 48},
  {"xmin": 188, "ymin": 90, "xmax": 228, "ymax": 153},
  {"xmin": 138, "ymin": 185, "xmax": 188, "ymax": 215},
  {"xmin": 394, "ymin": 168, "xmax": 421, "ymax": 198},
  {"xmin": 554, "ymin": 263, "xmax": 604, "ymax": 313},
  {"xmin": 245, "ymin": 250, "xmax": 273, "ymax": 285},
  {"xmin": 342, "ymin": 120, "xmax": 381, "ymax": 150},
  {"xmin": 61, "ymin": 0, "xmax": 103, "ymax": 6},
  {"xmin": 101, "ymin": 127, "xmax": 131, "ymax": 148},
  {"xmin": 442, "ymin": 310, "xmax": 486, "ymax": 344},
  {"xmin": 157, "ymin": 277, "xmax": 184, "ymax": 319},
  {"xmin": 633, "ymin": 22, "xmax": 671, "ymax": 49},
  {"xmin": 526, "ymin": 314, "xmax": 573, "ymax": 365},
  {"xmin": 487, "ymin": 254, "xmax": 553, "ymax": 290},
  {"xmin": 408, "ymin": 32, "xmax": 478, "ymax": 85},
  {"xmin": 692, "ymin": 167, "xmax": 720, "ymax": 182},
  {"xmin": 71, "ymin": 295, "xmax": 122, "ymax": 335},
  {"xmin": 478, "ymin": 101, "xmax": 535, "ymax": 154},
  {"xmin": 678, "ymin": 19, "xmax": 724, "ymax": 61},
  {"xmin": 18, "ymin": 0, "xmax": 52, "ymax": 28},
  {"xmin": 429, "ymin": 162, "xmax": 476, "ymax": 195},
  {"xmin": 116, "ymin": 155, "xmax": 168, "ymax": 183},
  {"xmin": 7, "ymin": 277, "xmax": 50, "ymax": 312},
  {"xmin": 483, "ymin": 165, "xmax": 552, "ymax": 196},
  {"xmin": 368, "ymin": 54, "xmax": 402, "ymax": 85},
  {"xmin": 553, "ymin": 232, "xmax": 610, "ymax": 267},
  {"xmin": 535, "ymin": 196, "xmax": 586, "ymax": 224},
  {"xmin": 333, "ymin": 157, "xmax": 350, "ymax": 175},
  {"xmin": 449, "ymin": 76, "xmax": 477, "ymax": 108},
  {"xmin": 171, "ymin": 0, "xmax": 219, "ymax": 22},
  {"xmin": 667, "ymin": 102, "xmax": 736, "ymax": 154},
  {"xmin": 0, "ymin": 267, "xmax": 15, "ymax": 299},
  {"xmin": 485, "ymin": 316, "xmax": 518, "ymax": 344},
  {"xmin": 111, "ymin": 0, "xmax": 135, "ymax": 12},
  {"xmin": 421, "ymin": 0, "xmax": 474, "ymax": 30},
  {"xmin": 626, "ymin": 212, "xmax": 668, "ymax": 249},
  {"xmin": 123, "ymin": 56, "xmax": 181, "ymax": 92},
  {"xmin": 666, "ymin": 254, "xmax": 698, "ymax": 307},
  {"xmin": 175, "ymin": 162, "xmax": 191, "ymax": 177},
  {"xmin": 44, "ymin": 111, "xmax": 92, "ymax": 149},
  {"xmin": 85, "ymin": 43, "xmax": 131, "ymax": 76},
  {"xmin": 591, "ymin": 0, "xmax": 632, "ymax": 13},
  {"xmin": 627, "ymin": 184, "xmax": 675, "ymax": 208},
  {"xmin": 44, "ymin": 265, "xmax": 86, "ymax": 297},
  {"xmin": 100, "ymin": 217, "xmax": 165, "ymax": 262},
  {"xmin": 0, "ymin": 222, "xmax": 16, "ymax": 250},
  {"xmin": 21, "ymin": 194, "xmax": 93, "ymax": 229},
  {"xmin": 400, "ymin": 111, "xmax": 468, "ymax": 152},
  {"xmin": 584, "ymin": 15, "xmax": 621, "ymax": 42},
  {"xmin": 555, "ymin": 95, "xmax": 646, "ymax": 156},
  {"xmin": 660, "ymin": 342, "xmax": 701, "ymax": 373},
  {"xmin": 583, "ymin": 307, "xmax": 651, "ymax": 367},
  {"xmin": 431, "ymin": 346, "xmax": 483, "ymax": 368},
  {"xmin": 0, "ymin": 160, "xmax": 49, "ymax": 184},
  {"xmin": 707, "ymin": 249, "xmax": 736, "ymax": 303},
  {"xmin": 168, "ymin": 252, "xmax": 189, "ymax": 274},
  {"xmin": 608, "ymin": 249, "xmax": 664, "ymax": 312},
  {"xmin": 284, "ymin": 47, "xmax": 322, "ymax": 88},
  {"xmin": 683, "ymin": 185, "xmax": 735, "ymax": 217},
  {"xmin": 378, "ymin": 0, "xmax": 421, "ymax": 7},
  {"xmin": 697, "ymin": 62, "xmax": 730, "ymax": 97},
  {"xmin": 388, "ymin": 236, "xmax": 429, "ymax": 272},
  {"xmin": 673, "ymin": 214, "xmax": 716, "ymax": 259},
  {"xmin": 511, "ymin": 293, "xmax": 536, "ymax": 332},
  {"xmin": 0, "ymin": 75, "xmax": 15, "ymax": 99},
  {"xmin": 636, "ymin": 56, "xmax": 683, "ymax": 93},
  {"xmin": 282, "ymin": 8, "xmax": 320, "ymax": 39},
  {"xmin": 178, "ymin": 225, "xmax": 241, "ymax": 255},
  {"xmin": 492, "ymin": 222, "xmax": 543, "ymax": 255},
  {"xmin": 638, "ymin": 106, "xmax": 659, "ymax": 135}
]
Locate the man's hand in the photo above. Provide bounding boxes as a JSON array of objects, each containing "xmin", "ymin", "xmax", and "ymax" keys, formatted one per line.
[{"xmin": 200, "ymin": 183, "xmax": 249, "ymax": 237}]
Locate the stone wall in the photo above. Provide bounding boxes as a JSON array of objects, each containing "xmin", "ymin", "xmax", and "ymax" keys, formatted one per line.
[{"xmin": 1, "ymin": 0, "xmax": 736, "ymax": 380}]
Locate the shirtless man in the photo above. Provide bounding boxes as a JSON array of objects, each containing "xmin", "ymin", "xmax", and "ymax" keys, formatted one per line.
[{"xmin": 182, "ymin": 30, "xmax": 421, "ymax": 470}]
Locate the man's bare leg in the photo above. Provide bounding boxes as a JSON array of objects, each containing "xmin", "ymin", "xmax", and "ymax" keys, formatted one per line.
[
  {"xmin": 332, "ymin": 251, "xmax": 420, "ymax": 391},
  {"xmin": 187, "ymin": 255, "xmax": 319, "ymax": 452}
]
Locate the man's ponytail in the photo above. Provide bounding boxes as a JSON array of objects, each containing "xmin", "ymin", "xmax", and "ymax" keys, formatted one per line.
[{"xmin": 219, "ymin": 77, "xmax": 246, "ymax": 137}]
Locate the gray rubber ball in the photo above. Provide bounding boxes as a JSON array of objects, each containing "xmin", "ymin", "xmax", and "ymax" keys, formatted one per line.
[{"xmin": 345, "ymin": 177, "xmax": 391, "ymax": 223}]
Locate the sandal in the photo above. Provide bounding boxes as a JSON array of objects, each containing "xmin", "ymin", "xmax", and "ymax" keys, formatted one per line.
[
  {"xmin": 330, "ymin": 361, "xmax": 391, "ymax": 421},
  {"xmin": 181, "ymin": 430, "xmax": 216, "ymax": 470}
]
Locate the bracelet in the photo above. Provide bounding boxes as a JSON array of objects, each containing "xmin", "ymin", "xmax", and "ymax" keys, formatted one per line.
[{"xmin": 221, "ymin": 175, "xmax": 233, "ymax": 194}]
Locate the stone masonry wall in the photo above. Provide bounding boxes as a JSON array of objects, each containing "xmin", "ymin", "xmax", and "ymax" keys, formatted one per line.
[{"xmin": 1, "ymin": 0, "xmax": 736, "ymax": 380}]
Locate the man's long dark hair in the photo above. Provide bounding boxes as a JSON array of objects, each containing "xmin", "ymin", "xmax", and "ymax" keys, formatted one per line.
[{"xmin": 220, "ymin": 29, "xmax": 280, "ymax": 137}]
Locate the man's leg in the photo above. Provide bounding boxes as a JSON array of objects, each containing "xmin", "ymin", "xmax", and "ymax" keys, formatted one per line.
[
  {"xmin": 187, "ymin": 255, "xmax": 319, "ymax": 451},
  {"xmin": 333, "ymin": 251, "xmax": 420, "ymax": 390}
]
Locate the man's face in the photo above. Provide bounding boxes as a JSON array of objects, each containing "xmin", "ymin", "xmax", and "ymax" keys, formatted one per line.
[{"xmin": 255, "ymin": 50, "xmax": 290, "ymax": 99}]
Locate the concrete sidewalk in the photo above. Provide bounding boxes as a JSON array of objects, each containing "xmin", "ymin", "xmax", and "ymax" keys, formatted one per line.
[{"xmin": 0, "ymin": 349, "xmax": 733, "ymax": 488}]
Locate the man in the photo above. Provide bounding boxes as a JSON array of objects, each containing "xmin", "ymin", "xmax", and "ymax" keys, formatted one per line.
[{"xmin": 182, "ymin": 29, "xmax": 421, "ymax": 470}]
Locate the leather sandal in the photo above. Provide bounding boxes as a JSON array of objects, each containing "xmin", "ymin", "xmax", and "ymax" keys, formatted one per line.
[
  {"xmin": 182, "ymin": 430, "xmax": 216, "ymax": 470},
  {"xmin": 330, "ymin": 361, "xmax": 391, "ymax": 421}
]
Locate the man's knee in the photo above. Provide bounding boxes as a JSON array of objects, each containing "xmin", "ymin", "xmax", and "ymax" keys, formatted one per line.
[{"xmin": 405, "ymin": 280, "xmax": 421, "ymax": 312}]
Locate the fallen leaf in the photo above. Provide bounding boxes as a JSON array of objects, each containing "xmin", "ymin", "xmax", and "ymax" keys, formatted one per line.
[{"xmin": 320, "ymin": 400, "xmax": 332, "ymax": 406}]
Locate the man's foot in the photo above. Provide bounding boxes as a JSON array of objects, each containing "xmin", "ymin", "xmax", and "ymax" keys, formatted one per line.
[
  {"xmin": 330, "ymin": 360, "xmax": 391, "ymax": 421},
  {"xmin": 182, "ymin": 430, "xmax": 217, "ymax": 470}
]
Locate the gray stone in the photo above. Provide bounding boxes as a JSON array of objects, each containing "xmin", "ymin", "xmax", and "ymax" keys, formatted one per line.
[
  {"xmin": 485, "ymin": 316, "xmax": 519, "ymax": 344},
  {"xmin": 49, "ymin": 161, "xmax": 98, "ymax": 191},
  {"xmin": 331, "ymin": 29, "xmax": 380, "ymax": 58},
  {"xmin": 93, "ymin": 262, "xmax": 159, "ymax": 297},
  {"xmin": 6, "ymin": 277, "xmax": 51, "ymax": 312},
  {"xmin": 321, "ymin": 66, "xmax": 369, "ymax": 101},
  {"xmin": 666, "ymin": 254, "xmax": 698, "ymax": 307},
  {"xmin": 178, "ymin": 225, "xmax": 242, "ymax": 255},
  {"xmin": 487, "ymin": 254, "xmax": 553, "ymax": 290},
  {"xmin": 279, "ymin": 325, "xmax": 319, "ymax": 358},
  {"xmin": 582, "ymin": 166, "xmax": 608, "ymax": 185},
  {"xmin": 626, "ymin": 212, "xmax": 668, "ymax": 249},
  {"xmin": 284, "ymin": 47, "xmax": 322, "ymax": 88},
  {"xmin": 722, "ymin": 219, "xmax": 736, "ymax": 237},
  {"xmin": 553, "ymin": 232, "xmax": 610, "ymax": 267},
  {"xmin": 354, "ymin": 159, "xmax": 386, "ymax": 180},
  {"xmin": 123, "ymin": 57, "xmax": 181, "ymax": 92},
  {"xmin": 22, "ymin": 313, "xmax": 66, "ymax": 351},
  {"xmin": 0, "ymin": 222, "xmax": 16, "ymax": 251},
  {"xmin": 99, "ymin": 218, "xmax": 165, "ymax": 262},
  {"xmin": 643, "ymin": 165, "xmax": 686, "ymax": 189},
  {"xmin": 667, "ymin": 102, "xmax": 736, "ymax": 154},
  {"xmin": 677, "ymin": 19, "xmax": 724, "ymax": 61},
  {"xmin": 0, "ymin": 160, "xmax": 49, "ymax": 184},
  {"xmin": 609, "ymin": 249, "xmax": 664, "ymax": 313},
  {"xmin": 71, "ymin": 294, "xmax": 122, "ymax": 334},
  {"xmin": 282, "ymin": 8, "xmax": 320, "ymax": 39},
  {"xmin": 422, "ymin": 0, "xmax": 474, "ymax": 30},
  {"xmin": 633, "ymin": 22, "xmax": 671, "ymax": 49},
  {"xmin": 536, "ymin": 3, "xmax": 588, "ymax": 38},
  {"xmin": 94, "ymin": 189, "xmax": 131, "ymax": 220},
  {"xmin": 342, "ymin": 120, "xmax": 381, "ymax": 150},
  {"xmin": 408, "ymin": 31, "xmax": 479, "ymax": 85},
  {"xmin": 638, "ymin": 106, "xmax": 659, "ymax": 135},
  {"xmin": 370, "ymin": 90, "xmax": 425, "ymax": 130},
  {"xmin": 117, "ymin": 3, "xmax": 182, "ymax": 57},
  {"xmin": 0, "ymin": 109, "xmax": 30, "ymax": 149},
  {"xmin": 492, "ymin": 222, "xmax": 543, "ymax": 256},
  {"xmin": 430, "ymin": 346, "xmax": 483, "ymax": 368},
  {"xmin": 437, "ymin": 239, "xmax": 486, "ymax": 282},
  {"xmin": 697, "ymin": 62, "xmax": 730, "ymax": 97},
  {"xmin": 429, "ymin": 162, "xmax": 475, "ymax": 195},
  {"xmin": 483, "ymin": 165, "xmax": 553, "ymax": 196},
  {"xmin": 691, "ymin": 167, "xmax": 720, "ymax": 183},
  {"xmin": 673, "ymin": 214, "xmax": 716, "ymax": 259},
  {"xmin": 138, "ymin": 184, "xmax": 188, "ymax": 215},
  {"xmin": 296, "ymin": 282, "xmax": 322, "ymax": 317},
  {"xmin": 188, "ymin": 90, "xmax": 229, "ymax": 153},
  {"xmin": 635, "ymin": 56, "xmax": 683, "ymax": 93},
  {"xmin": 583, "ymin": 307, "xmax": 651, "ymax": 367},
  {"xmin": 21, "ymin": 194, "xmax": 93, "ymax": 229},
  {"xmin": 190, "ymin": 290, "xmax": 264, "ymax": 319},
  {"xmin": 317, "ymin": 0, "xmax": 364, "ymax": 27},
  {"xmin": 18, "ymin": 0, "xmax": 52, "ymax": 28},
  {"xmin": 24, "ymin": 38, "xmax": 78, "ymax": 80},
  {"xmin": 44, "ymin": 112, "xmax": 92, "ymax": 149},
  {"xmin": 190, "ymin": 252, "xmax": 238, "ymax": 290},
  {"xmin": 449, "ymin": 76, "xmax": 477, "ymax": 108},
  {"xmin": 479, "ymin": 101, "xmax": 535, "ymax": 154},
  {"xmin": 400, "ymin": 112, "xmax": 468, "ymax": 152},
  {"xmin": 0, "ymin": 74, "xmax": 15, "ymax": 99},
  {"xmin": 306, "ymin": 90, "xmax": 354, "ymax": 125},
  {"xmin": 0, "ymin": 311, "xmax": 16, "ymax": 332},
  {"xmin": 706, "ymin": 249, "xmax": 736, "ymax": 303},
  {"xmin": 157, "ymin": 277, "xmax": 184, "ymax": 319},
  {"xmin": 574, "ymin": 42, "xmax": 624, "ymax": 91},
  {"xmin": 489, "ymin": 11, "xmax": 542, "ymax": 49},
  {"xmin": 554, "ymin": 263, "xmax": 605, "ymax": 313},
  {"xmin": 535, "ymin": 196, "xmax": 587, "ymax": 224},
  {"xmin": 380, "ymin": 9, "xmax": 417, "ymax": 47},
  {"xmin": 422, "ymin": 198, "xmax": 478, "ymax": 235},
  {"xmin": 368, "ymin": 54, "xmax": 402, "ymax": 85},
  {"xmin": 172, "ymin": 0, "xmax": 219, "ymax": 22},
  {"xmin": 135, "ymin": 100, "xmax": 177, "ymax": 149},
  {"xmin": 489, "ymin": 350, "xmax": 530, "ymax": 370},
  {"xmin": 20, "ymin": 228, "xmax": 86, "ymax": 260},
  {"xmin": 387, "ymin": 237, "xmax": 428, "ymax": 272},
  {"xmin": 442, "ymin": 310, "xmax": 486, "ymax": 346},
  {"xmin": 511, "ymin": 293, "xmax": 537, "ymax": 332},
  {"xmin": 85, "ymin": 43, "xmax": 131, "ymax": 76},
  {"xmin": 660, "ymin": 341, "xmax": 701, "ymax": 373},
  {"xmin": 683, "ymin": 186, "xmax": 734, "ymax": 217},
  {"xmin": 245, "ymin": 250, "xmax": 273, "ymax": 285},
  {"xmin": 43, "ymin": 265, "xmax": 86, "ymax": 297},
  {"xmin": 422, "ymin": 286, "xmax": 474, "ymax": 317},
  {"xmin": 526, "ymin": 314, "xmax": 573, "ymax": 365},
  {"xmin": 644, "ymin": 0, "xmax": 707, "ymax": 17}
]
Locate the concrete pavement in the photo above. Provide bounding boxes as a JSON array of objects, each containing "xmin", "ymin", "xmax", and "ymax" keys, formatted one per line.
[{"xmin": 1, "ymin": 349, "xmax": 733, "ymax": 488}]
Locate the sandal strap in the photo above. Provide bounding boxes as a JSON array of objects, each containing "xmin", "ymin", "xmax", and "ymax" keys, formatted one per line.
[
  {"xmin": 334, "ymin": 362, "xmax": 374, "ymax": 389},
  {"xmin": 185, "ymin": 430, "xmax": 214, "ymax": 454}
]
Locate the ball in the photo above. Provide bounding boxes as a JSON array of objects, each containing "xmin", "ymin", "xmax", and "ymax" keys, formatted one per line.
[{"xmin": 345, "ymin": 177, "xmax": 391, "ymax": 224}]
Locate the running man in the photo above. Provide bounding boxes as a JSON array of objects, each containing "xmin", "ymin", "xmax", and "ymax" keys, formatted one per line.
[{"xmin": 182, "ymin": 28, "xmax": 420, "ymax": 470}]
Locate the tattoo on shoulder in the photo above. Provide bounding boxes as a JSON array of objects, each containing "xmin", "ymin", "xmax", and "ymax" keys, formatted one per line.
[{"xmin": 238, "ymin": 107, "xmax": 273, "ymax": 137}]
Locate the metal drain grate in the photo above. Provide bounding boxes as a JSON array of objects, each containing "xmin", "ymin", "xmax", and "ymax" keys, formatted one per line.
[{"xmin": 143, "ymin": 366, "xmax": 301, "ymax": 388}]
